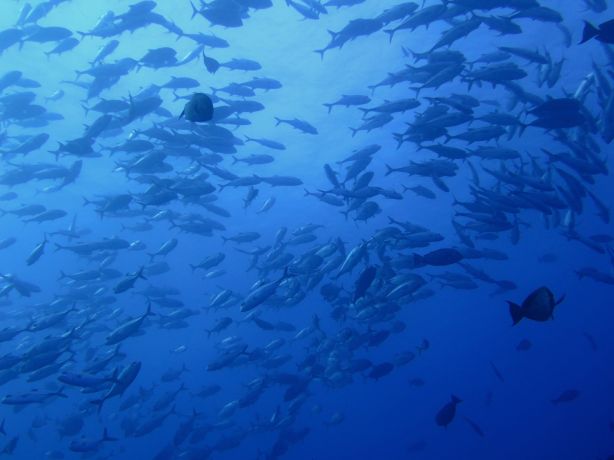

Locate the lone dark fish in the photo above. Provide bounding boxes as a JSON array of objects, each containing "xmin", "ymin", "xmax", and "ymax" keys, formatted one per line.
[
  {"xmin": 507, "ymin": 286, "xmax": 565, "ymax": 325},
  {"xmin": 180, "ymin": 93, "xmax": 214, "ymax": 122},
  {"xmin": 436, "ymin": 395, "xmax": 461, "ymax": 428}
]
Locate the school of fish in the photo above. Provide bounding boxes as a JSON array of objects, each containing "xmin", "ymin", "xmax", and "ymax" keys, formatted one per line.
[{"xmin": 0, "ymin": 0, "xmax": 613, "ymax": 459}]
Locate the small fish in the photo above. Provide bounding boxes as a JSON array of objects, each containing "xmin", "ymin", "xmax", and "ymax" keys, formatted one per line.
[
  {"xmin": 516, "ymin": 339, "xmax": 532, "ymax": 351},
  {"xmin": 113, "ymin": 266, "xmax": 147, "ymax": 294},
  {"xmin": 490, "ymin": 361, "xmax": 505, "ymax": 383},
  {"xmin": 582, "ymin": 332, "xmax": 597, "ymax": 351},
  {"xmin": 463, "ymin": 416, "xmax": 485, "ymax": 438},
  {"xmin": 436, "ymin": 395, "xmax": 462, "ymax": 427},
  {"xmin": 551, "ymin": 389, "xmax": 580, "ymax": 404},
  {"xmin": 69, "ymin": 428, "xmax": 117, "ymax": 453}
]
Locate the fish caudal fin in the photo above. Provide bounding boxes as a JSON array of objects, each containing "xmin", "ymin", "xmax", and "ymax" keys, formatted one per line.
[
  {"xmin": 507, "ymin": 301, "xmax": 523, "ymax": 325},
  {"xmin": 580, "ymin": 21, "xmax": 599, "ymax": 44}
]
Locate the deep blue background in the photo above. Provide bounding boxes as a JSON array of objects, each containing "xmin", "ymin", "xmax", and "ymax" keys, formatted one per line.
[{"xmin": 0, "ymin": 0, "xmax": 613, "ymax": 459}]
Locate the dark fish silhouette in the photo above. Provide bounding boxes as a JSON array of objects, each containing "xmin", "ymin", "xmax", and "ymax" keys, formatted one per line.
[
  {"xmin": 179, "ymin": 92, "xmax": 214, "ymax": 122},
  {"xmin": 580, "ymin": 19, "xmax": 614, "ymax": 44},
  {"xmin": 507, "ymin": 286, "xmax": 565, "ymax": 325},
  {"xmin": 202, "ymin": 50, "xmax": 220, "ymax": 73},
  {"xmin": 436, "ymin": 395, "xmax": 461, "ymax": 427},
  {"xmin": 368, "ymin": 362, "xmax": 394, "ymax": 380},
  {"xmin": 551, "ymin": 389, "xmax": 579, "ymax": 404},
  {"xmin": 353, "ymin": 265, "xmax": 376, "ymax": 301}
]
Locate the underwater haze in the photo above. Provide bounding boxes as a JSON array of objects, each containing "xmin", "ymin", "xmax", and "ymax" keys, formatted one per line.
[{"xmin": 0, "ymin": 0, "xmax": 613, "ymax": 459}]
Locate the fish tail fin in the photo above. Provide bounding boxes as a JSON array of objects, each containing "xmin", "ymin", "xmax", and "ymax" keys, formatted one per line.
[
  {"xmin": 580, "ymin": 21, "xmax": 599, "ymax": 44},
  {"xmin": 451, "ymin": 394, "xmax": 462, "ymax": 404},
  {"xmin": 323, "ymin": 103, "xmax": 333, "ymax": 114},
  {"xmin": 507, "ymin": 301, "xmax": 523, "ymax": 325},
  {"xmin": 190, "ymin": 1, "xmax": 199, "ymax": 19}
]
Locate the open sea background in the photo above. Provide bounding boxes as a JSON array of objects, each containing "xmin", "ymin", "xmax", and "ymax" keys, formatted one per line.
[{"xmin": 0, "ymin": 0, "xmax": 613, "ymax": 459}]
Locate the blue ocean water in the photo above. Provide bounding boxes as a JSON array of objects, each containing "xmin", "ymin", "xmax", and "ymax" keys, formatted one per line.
[{"xmin": 0, "ymin": 0, "xmax": 613, "ymax": 459}]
